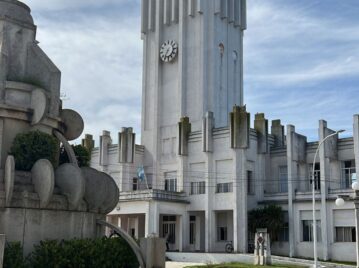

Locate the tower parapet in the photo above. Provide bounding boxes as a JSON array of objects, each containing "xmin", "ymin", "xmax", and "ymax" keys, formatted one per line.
[{"xmin": 141, "ymin": 0, "xmax": 246, "ymax": 34}]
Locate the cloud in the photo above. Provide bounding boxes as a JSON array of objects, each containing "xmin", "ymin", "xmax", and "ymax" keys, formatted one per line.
[
  {"xmin": 23, "ymin": 0, "xmax": 139, "ymax": 11},
  {"xmin": 29, "ymin": 2, "xmax": 143, "ymax": 145},
  {"xmin": 244, "ymin": 0, "xmax": 359, "ymax": 140},
  {"xmin": 22, "ymin": 0, "xmax": 359, "ymax": 144}
]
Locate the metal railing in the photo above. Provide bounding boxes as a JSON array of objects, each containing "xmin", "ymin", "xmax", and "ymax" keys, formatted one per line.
[{"xmin": 119, "ymin": 189, "xmax": 188, "ymax": 203}]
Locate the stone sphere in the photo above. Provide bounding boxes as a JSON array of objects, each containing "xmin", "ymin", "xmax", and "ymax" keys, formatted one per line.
[
  {"xmin": 335, "ymin": 197, "xmax": 345, "ymax": 207},
  {"xmin": 0, "ymin": 0, "xmax": 34, "ymax": 25},
  {"xmin": 352, "ymin": 181, "xmax": 359, "ymax": 191}
]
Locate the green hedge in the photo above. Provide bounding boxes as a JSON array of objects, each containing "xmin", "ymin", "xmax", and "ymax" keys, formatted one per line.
[
  {"xmin": 3, "ymin": 242, "xmax": 26, "ymax": 268},
  {"xmin": 4, "ymin": 237, "xmax": 138, "ymax": 268},
  {"xmin": 9, "ymin": 130, "xmax": 59, "ymax": 171},
  {"xmin": 59, "ymin": 144, "xmax": 91, "ymax": 167}
]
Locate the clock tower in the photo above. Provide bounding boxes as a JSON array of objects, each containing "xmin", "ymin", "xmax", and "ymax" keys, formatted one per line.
[{"xmin": 141, "ymin": 0, "xmax": 247, "ymax": 180}]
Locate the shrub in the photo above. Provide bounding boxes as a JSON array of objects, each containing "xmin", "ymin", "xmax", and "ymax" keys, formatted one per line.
[
  {"xmin": 59, "ymin": 144, "xmax": 91, "ymax": 167},
  {"xmin": 10, "ymin": 130, "xmax": 59, "ymax": 171},
  {"xmin": 27, "ymin": 237, "xmax": 138, "ymax": 268},
  {"xmin": 248, "ymin": 205, "xmax": 284, "ymax": 241},
  {"xmin": 3, "ymin": 242, "xmax": 27, "ymax": 268}
]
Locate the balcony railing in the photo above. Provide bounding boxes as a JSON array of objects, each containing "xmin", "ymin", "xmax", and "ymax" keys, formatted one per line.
[{"xmin": 119, "ymin": 189, "xmax": 189, "ymax": 203}]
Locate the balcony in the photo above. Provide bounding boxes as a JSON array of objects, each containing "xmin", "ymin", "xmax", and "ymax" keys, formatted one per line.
[{"xmin": 119, "ymin": 189, "xmax": 189, "ymax": 204}]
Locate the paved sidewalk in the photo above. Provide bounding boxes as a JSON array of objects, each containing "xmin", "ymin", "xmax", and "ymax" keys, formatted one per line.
[{"xmin": 166, "ymin": 262, "xmax": 205, "ymax": 268}]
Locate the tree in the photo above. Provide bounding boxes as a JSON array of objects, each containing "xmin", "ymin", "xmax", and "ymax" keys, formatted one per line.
[
  {"xmin": 10, "ymin": 130, "xmax": 59, "ymax": 171},
  {"xmin": 59, "ymin": 144, "xmax": 90, "ymax": 167},
  {"xmin": 248, "ymin": 205, "xmax": 284, "ymax": 241}
]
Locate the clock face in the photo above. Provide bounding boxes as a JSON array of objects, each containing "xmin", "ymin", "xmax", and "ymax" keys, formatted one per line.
[{"xmin": 160, "ymin": 40, "xmax": 178, "ymax": 62}]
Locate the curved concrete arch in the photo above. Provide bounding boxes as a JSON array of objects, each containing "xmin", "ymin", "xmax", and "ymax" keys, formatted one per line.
[
  {"xmin": 96, "ymin": 220, "xmax": 146, "ymax": 268},
  {"xmin": 53, "ymin": 130, "xmax": 78, "ymax": 166}
]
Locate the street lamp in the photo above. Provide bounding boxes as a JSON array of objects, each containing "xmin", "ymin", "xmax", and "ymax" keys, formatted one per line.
[
  {"xmin": 312, "ymin": 129, "xmax": 345, "ymax": 268},
  {"xmin": 336, "ymin": 181, "xmax": 359, "ymax": 268}
]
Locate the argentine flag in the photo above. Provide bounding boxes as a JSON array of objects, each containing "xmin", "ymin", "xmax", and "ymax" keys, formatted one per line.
[{"xmin": 137, "ymin": 166, "xmax": 145, "ymax": 181}]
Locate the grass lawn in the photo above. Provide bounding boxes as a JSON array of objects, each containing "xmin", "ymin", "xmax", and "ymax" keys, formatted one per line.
[{"xmin": 185, "ymin": 263, "xmax": 307, "ymax": 268}]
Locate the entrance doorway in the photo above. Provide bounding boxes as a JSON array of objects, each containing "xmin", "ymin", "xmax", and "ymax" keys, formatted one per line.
[{"xmin": 161, "ymin": 215, "xmax": 177, "ymax": 251}]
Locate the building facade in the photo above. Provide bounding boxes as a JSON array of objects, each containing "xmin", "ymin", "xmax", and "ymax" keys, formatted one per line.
[{"xmin": 87, "ymin": 0, "xmax": 357, "ymax": 262}]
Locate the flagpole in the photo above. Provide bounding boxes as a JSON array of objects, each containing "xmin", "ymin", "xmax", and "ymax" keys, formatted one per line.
[{"xmin": 144, "ymin": 172, "xmax": 150, "ymax": 190}]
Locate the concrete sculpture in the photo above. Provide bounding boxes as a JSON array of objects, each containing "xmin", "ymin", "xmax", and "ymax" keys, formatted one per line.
[
  {"xmin": 0, "ymin": 0, "xmax": 119, "ymax": 254},
  {"xmin": 254, "ymin": 229, "xmax": 272, "ymax": 266}
]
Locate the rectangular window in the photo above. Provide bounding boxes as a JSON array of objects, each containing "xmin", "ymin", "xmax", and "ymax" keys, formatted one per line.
[
  {"xmin": 279, "ymin": 166, "xmax": 288, "ymax": 193},
  {"xmin": 190, "ymin": 181, "xmax": 206, "ymax": 195},
  {"xmin": 302, "ymin": 220, "xmax": 321, "ymax": 242},
  {"xmin": 163, "ymin": 215, "xmax": 176, "ymax": 222},
  {"xmin": 275, "ymin": 211, "xmax": 289, "ymax": 242},
  {"xmin": 165, "ymin": 178, "xmax": 177, "ymax": 192},
  {"xmin": 247, "ymin": 170, "xmax": 254, "ymax": 195},
  {"xmin": 132, "ymin": 178, "xmax": 138, "ymax": 191},
  {"xmin": 130, "ymin": 228, "xmax": 136, "ymax": 238},
  {"xmin": 216, "ymin": 182, "xmax": 233, "ymax": 193},
  {"xmin": 335, "ymin": 227, "xmax": 356, "ymax": 242},
  {"xmin": 341, "ymin": 160, "xmax": 356, "ymax": 189},
  {"xmin": 217, "ymin": 227, "xmax": 228, "ymax": 241},
  {"xmin": 309, "ymin": 163, "xmax": 320, "ymax": 191}
]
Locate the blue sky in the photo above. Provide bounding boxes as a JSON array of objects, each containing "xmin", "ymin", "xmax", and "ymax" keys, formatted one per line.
[{"xmin": 23, "ymin": 0, "xmax": 359, "ymax": 142}]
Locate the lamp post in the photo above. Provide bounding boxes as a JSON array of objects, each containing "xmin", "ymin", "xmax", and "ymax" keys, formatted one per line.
[
  {"xmin": 336, "ymin": 181, "xmax": 359, "ymax": 268},
  {"xmin": 312, "ymin": 129, "xmax": 345, "ymax": 268}
]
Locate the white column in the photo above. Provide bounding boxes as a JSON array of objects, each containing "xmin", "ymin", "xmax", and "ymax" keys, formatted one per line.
[
  {"xmin": 353, "ymin": 115, "xmax": 359, "ymax": 267},
  {"xmin": 145, "ymin": 201, "xmax": 159, "ymax": 237},
  {"xmin": 177, "ymin": 155, "xmax": 187, "ymax": 192},
  {"xmin": 205, "ymin": 152, "xmax": 214, "ymax": 252},
  {"xmin": 205, "ymin": 210, "xmax": 215, "ymax": 252},
  {"xmin": 286, "ymin": 125, "xmax": 296, "ymax": 257},
  {"xmin": 233, "ymin": 148, "xmax": 247, "ymax": 253},
  {"xmin": 355, "ymin": 197, "xmax": 359, "ymax": 268},
  {"xmin": 319, "ymin": 120, "xmax": 330, "ymax": 261},
  {"xmin": 180, "ymin": 213, "xmax": 189, "ymax": 252}
]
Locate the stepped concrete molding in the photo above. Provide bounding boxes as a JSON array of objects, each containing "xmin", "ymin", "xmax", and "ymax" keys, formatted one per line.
[
  {"xmin": 254, "ymin": 113, "xmax": 268, "ymax": 154},
  {"xmin": 100, "ymin": 130, "xmax": 112, "ymax": 166},
  {"xmin": 178, "ymin": 117, "xmax": 191, "ymax": 156},
  {"xmin": 320, "ymin": 120, "xmax": 339, "ymax": 160},
  {"xmin": 31, "ymin": 159, "xmax": 54, "ymax": 208},
  {"xmin": 55, "ymin": 163, "xmax": 85, "ymax": 210},
  {"xmin": 271, "ymin": 119, "xmax": 285, "ymax": 147},
  {"xmin": 82, "ymin": 134, "xmax": 95, "ymax": 152},
  {"xmin": 230, "ymin": 105, "xmax": 250, "ymax": 149},
  {"xmin": 4, "ymin": 155, "xmax": 15, "ymax": 206},
  {"xmin": 60, "ymin": 109, "xmax": 84, "ymax": 141},
  {"xmin": 118, "ymin": 127, "xmax": 135, "ymax": 163},
  {"xmin": 202, "ymin": 111, "xmax": 214, "ymax": 152}
]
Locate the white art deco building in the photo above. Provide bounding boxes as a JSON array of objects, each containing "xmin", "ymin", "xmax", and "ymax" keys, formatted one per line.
[{"xmin": 86, "ymin": 0, "xmax": 358, "ymax": 262}]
